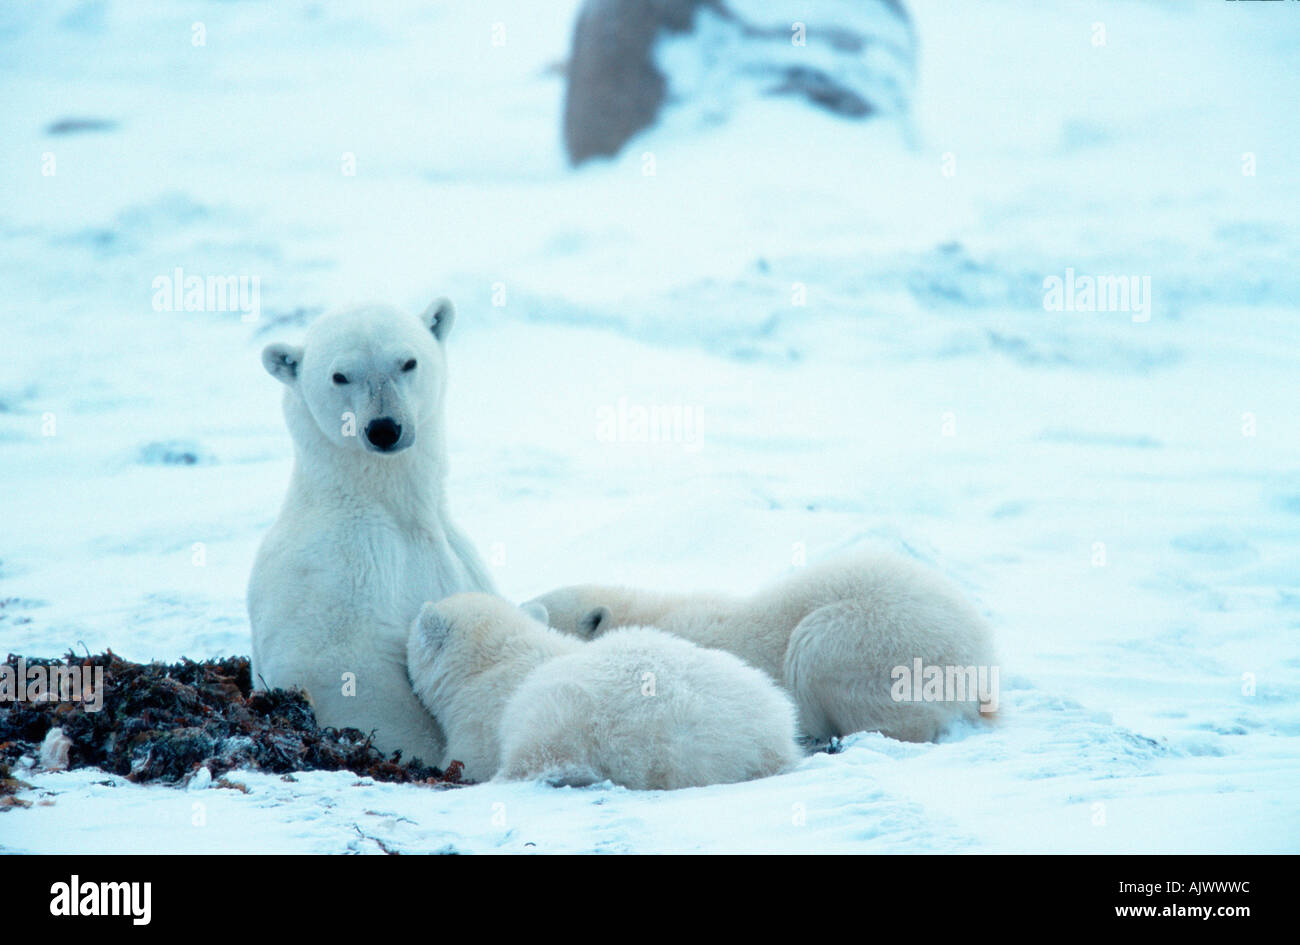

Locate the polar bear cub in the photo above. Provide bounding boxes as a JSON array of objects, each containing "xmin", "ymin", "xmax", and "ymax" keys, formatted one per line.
[
  {"xmin": 407, "ymin": 593, "xmax": 801, "ymax": 789},
  {"xmin": 248, "ymin": 299, "xmax": 495, "ymax": 765},
  {"xmin": 528, "ymin": 550, "xmax": 997, "ymax": 744}
]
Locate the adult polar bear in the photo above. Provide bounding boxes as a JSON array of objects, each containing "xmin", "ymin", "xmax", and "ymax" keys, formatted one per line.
[{"xmin": 248, "ymin": 298, "xmax": 495, "ymax": 764}]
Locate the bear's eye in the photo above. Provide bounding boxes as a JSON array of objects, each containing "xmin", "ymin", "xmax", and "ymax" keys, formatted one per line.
[
  {"xmin": 402, "ymin": 359, "xmax": 417, "ymax": 372},
  {"xmin": 332, "ymin": 373, "xmax": 348, "ymax": 385}
]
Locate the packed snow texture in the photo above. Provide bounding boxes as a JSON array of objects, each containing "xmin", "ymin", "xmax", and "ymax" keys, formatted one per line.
[{"xmin": 1, "ymin": 0, "xmax": 1298, "ymax": 852}]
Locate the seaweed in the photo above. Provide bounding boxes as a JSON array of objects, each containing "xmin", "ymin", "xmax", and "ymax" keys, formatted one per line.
[{"xmin": 0, "ymin": 651, "xmax": 462, "ymax": 789}]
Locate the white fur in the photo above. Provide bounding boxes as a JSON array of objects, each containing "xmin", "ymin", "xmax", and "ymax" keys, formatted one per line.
[
  {"xmin": 528, "ymin": 550, "xmax": 997, "ymax": 743},
  {"xmin": 248, "ymin": 300, "xmax": 495, "ymax": 765},
  {"xmin": 407, "ymin": 593, "xmax": 801, "ymax": 789}
]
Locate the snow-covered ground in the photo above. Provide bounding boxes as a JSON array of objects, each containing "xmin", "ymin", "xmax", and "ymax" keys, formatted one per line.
[{"xmin": 2, "ymin": 0, "xmax": 1298, "ymax": 853}]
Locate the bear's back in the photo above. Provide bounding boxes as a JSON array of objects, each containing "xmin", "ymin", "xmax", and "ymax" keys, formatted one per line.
[{"xmin": 498, "ymin": 627, "xmax": 800, "ymax": 790}]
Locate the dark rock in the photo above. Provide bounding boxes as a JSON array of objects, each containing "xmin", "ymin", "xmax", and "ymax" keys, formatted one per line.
[
  {"xmin": 562, "ymin": 0, "xmax": 913, "ymax": 166},
  {"xmin": 46, "ymin": 117, "xmax": 119, "ymax": 136},
  {"xmin": 564, "ymin": 0, "xmax": 718, "ymax": 165},
  {"xmin": 768, "ymin": 65, "xmax": 873, "ymax": 118},
  {"xmin": 137, "ymin": 440, "xmax": 210, "ymax": 466}
]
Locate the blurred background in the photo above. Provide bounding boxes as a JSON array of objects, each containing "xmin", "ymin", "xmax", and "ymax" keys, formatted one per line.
[{"xmin": 1, "ymin": 0, "xmax": 1298, "ymax": 851}]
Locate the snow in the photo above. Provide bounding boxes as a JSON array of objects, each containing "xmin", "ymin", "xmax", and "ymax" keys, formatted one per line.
[{"xmin": 2, "ymin": 0, "xmax": 1298, "ymax": 853}]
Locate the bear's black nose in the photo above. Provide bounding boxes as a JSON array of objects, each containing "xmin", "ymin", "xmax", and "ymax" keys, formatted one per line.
[{"xmin": 365, "ymin": 418, "xmax": 402, "ymax": 451}]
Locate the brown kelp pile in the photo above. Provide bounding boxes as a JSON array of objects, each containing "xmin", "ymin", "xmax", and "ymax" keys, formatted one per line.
[{"xmin": 0, "ymin": 651, "xmax": 461, "ymax": 788}]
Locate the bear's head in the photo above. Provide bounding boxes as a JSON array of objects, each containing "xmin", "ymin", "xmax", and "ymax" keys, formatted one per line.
[
  {"xmin": 261, "ymin": 299, "xmax": 455, "ymax": 455},
  {"xmin": 524, "ymin": 586, "xmax": 616, "ymax": 640},
  {"xmin": 407, "ymin": 592, "xmax": 550, "ymax": 709}
]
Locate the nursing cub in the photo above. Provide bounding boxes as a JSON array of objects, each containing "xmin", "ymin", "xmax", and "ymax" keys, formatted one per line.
[
  {"xmin": 529, "ymin": 550, "xmax": 997, "ymax": 743},
  {"xmin": 407, "ymin": 593, "xmax": 800, "ymax": 788}
]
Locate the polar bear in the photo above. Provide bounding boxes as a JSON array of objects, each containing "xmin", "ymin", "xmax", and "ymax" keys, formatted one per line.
[
  {"xmin": 527, "ymin": 550, "xmax": 997, "ymax": 744},
  {"xmin": 407, "ymin": 593, "xmax": 801, "ymax": 788},
  {"xmin": 248, "ymin": 299, "xmax": 496, "ymax": 765}
]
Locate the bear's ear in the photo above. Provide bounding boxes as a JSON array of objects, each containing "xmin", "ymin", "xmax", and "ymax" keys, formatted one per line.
[
  {"xmin": 519, "ymin": 600, "xmax": 549, "ymax": 626},
  {"xmin": 262, "ymin": 343, "xmax": 304, "ymax": 384},
  {"xmin": 413, "ymin": 602, "xmax": 451, "ymax": 653},
  {"xmin": 579, "ymin": 605, "xmax": 610, "ymax": 640},
  {"xmin": 421, "ymin": 297, "xmax": 456, "ymax": 342}
]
